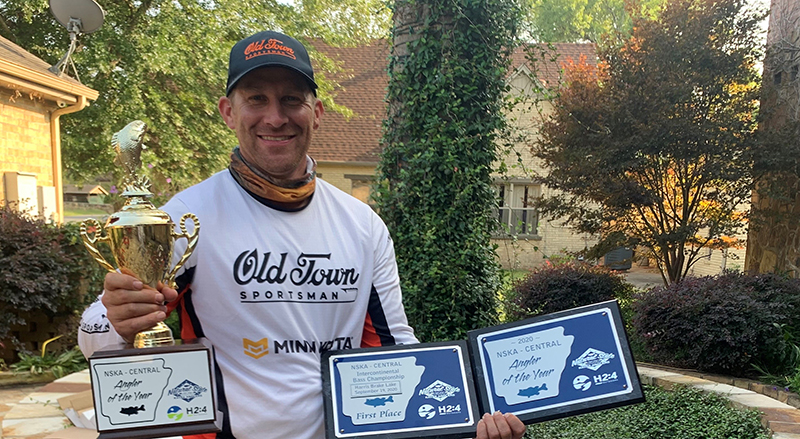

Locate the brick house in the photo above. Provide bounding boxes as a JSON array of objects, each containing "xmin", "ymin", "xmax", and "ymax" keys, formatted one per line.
[
  {"xmin": 311, "ymin": 41, "xmax": 598, "ymax": 269},
  {"xmin": 0, "ymin": 35, "xmax": 98, "ymax": 223},
  {"xmin": 62, "ymin": 183, "xmax": 109, "ymax": 204}
]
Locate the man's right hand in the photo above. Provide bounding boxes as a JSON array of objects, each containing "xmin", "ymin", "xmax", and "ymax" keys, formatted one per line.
[{"xmin": 102, "ymin": 270, "xmax": 179, "ymax": 343}]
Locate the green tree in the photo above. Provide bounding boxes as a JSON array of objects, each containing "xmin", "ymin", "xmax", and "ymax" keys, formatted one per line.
[
  {"xmin": 376, "ymin": 0, "xmax": 522, "ymax": 341},
  {"xmin": 0, "ymin": 0, "xmax": 390, "ymax": 192},
  {"xmin": 533, "ymin": 0, "xmax": 764, "ymax": 284},
  {"xmin": 525, "ymin": 0, "xmax": 665, "ymax": 44}
]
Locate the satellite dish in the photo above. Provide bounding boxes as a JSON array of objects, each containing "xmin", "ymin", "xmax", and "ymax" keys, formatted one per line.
[{"xmin": 48, "ymin": 0, "xmax": 105, "ymax": 80}]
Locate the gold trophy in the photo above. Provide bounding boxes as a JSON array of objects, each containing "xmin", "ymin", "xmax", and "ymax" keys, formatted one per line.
[
  {"xmin": 81, "ymin": 120, "xmax": 199, "ymax": 348},
  {"xmin": 81, "ymin": 121, "xmax": 220, "ymax": 438}
]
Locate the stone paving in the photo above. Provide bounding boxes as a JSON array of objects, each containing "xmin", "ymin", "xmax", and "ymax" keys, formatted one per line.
[
  {"xmin": 0, "ymin": 370, "xmax": 89, "ymax": 439},
  {"xmin": 622, "ymin": 265, "xmax": 664, "ymax": 290},
  {"xmin": 0, "ymin": 384, "xmax": 46, "ymax": 439},
  {"xmin": 3, "ymin": 365, "xmax": 800, "ymax": 438}
]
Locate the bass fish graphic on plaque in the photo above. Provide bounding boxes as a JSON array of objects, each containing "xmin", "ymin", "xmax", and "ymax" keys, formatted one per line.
[
  {"xmin": 120, "ymin": 405, "xmax": 145, "ymax": 416},
  {"xmin": 517, "ymin": 384, "xmax": 548, "ymax": 398},
  {"xmin": 365, "ymin": 396, "xmax": 394, "ymax": 407}
]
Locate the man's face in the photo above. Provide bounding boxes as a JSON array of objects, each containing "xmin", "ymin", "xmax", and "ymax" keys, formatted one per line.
[{"xmin": 219, "ymin": 67, "xmax": 323, "ymax": 180}]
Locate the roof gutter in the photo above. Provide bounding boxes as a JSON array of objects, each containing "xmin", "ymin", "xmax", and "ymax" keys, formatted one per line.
[
  {"xmin": 0, "ymin": 58, "xmax": 98, "ymax": 101},
  {"xmin": 50, "ymin": 95, "xmax": 88, "ymax": 223}
]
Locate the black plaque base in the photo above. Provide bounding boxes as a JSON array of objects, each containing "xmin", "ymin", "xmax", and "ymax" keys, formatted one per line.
[{"xmin": 89, "ymin": 338, "xmax": 221, "ymax": 439}]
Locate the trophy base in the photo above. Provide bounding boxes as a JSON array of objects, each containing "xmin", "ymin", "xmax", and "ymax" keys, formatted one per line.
[
  {"xmin": 133, "ymin": 321, "xmax": 175, "ymax": 348},
  {"xmin": 89, "ymin": 338, "xmax": 221, "ymax": 438}
]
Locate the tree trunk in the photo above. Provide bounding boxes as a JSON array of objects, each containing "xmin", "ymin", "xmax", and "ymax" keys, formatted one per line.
[{"xmin": 745, "ymin": 0, "xmax": 800, "ymax": 276}]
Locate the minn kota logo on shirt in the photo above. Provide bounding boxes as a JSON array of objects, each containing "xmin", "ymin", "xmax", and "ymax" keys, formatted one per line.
[
  {"xmin": 243, "ymin": 338, "xmax": 269, "ymax": 359},
  {"xmin": 234, "ymin": 250, "xmax": 361, "ymax": 304},
  {"xmin": 243, "ymin": 336, "xmax": 353, "ymax": 358}
]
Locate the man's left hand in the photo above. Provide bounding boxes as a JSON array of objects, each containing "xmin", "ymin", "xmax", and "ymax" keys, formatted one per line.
[{"xmin": 476, "ymin": 411, "xmax": 526, "ymax": 439}]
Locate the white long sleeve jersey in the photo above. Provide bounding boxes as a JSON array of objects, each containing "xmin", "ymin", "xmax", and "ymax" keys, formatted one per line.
[{"xmin": 79, "ymin": 170, "xmax": 417, "ymax": 439}]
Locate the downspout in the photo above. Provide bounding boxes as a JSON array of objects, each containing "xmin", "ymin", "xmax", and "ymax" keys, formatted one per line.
[{"xmin": 50, "ymin": 95, "xmax": 88, "ymax": 223}]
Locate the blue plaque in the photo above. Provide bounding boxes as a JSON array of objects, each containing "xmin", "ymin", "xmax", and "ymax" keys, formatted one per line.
[
  {"xmin": 321, "ymin": 341, "xmax": 480, "ymax": 439},
  {"xmin": 467, "ymin": 300, "xmax": 644, "ymax": 424}
]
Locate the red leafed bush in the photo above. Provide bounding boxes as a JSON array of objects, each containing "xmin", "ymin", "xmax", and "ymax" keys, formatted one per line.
[
  {"xmin": 0, "ymin": 204, "xmax": 103, "ymax": 353},
  {"xmin": 632, "ymin": 271, "xmax": 800, "ymax": 377},
  {"xmin": 505, "ymin": 262, "xmax": 636, "ymax": 321}
]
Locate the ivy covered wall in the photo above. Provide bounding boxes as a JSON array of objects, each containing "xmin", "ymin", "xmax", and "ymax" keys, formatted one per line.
[{"xmin": 376, "ymin": 0, "xmax": 522, "ymax": 341}]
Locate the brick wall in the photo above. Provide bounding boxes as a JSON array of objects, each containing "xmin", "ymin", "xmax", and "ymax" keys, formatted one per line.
[
  {"xmin": 492, "ymin": 86, "xmax": 597, "ymax": 269},
  {"xmin": 316, "ymin": 162, "xmax": 377, "ymax": 200},
  {"xmin": 493, "ymin": 217, "xmax": 595, "ymax": 270},
  {"xmin": 0, "ymin": 88, "xmax": 55, "ymax": 198},
  {"xmin": 689, "ymin": 246, "xmax": 748, "ymax": 277}
]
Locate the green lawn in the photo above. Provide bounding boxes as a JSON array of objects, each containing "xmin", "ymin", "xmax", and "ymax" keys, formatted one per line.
[{"xmin": 63, "ymin": 206, "xmax": 111, "ymax": 218}]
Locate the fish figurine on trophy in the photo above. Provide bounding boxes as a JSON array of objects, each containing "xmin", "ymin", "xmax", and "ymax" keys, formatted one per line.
[{"xmin": 80, "ymin": 121, "xmax": 221, "ymax": 438}]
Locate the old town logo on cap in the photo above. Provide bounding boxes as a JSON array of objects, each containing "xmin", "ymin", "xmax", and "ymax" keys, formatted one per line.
[
  {"xmin": 226, "ymin": 30, "xmax": 317, "ymax": 96},
  {"xmin": 244, "ymin": 38, "xmax": 296, "ymax": 61}
]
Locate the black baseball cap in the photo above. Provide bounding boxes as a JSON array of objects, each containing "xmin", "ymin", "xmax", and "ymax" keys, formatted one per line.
[{"xmin": 226, "ymin": 30, "xmax": 318, "ymax": 96}]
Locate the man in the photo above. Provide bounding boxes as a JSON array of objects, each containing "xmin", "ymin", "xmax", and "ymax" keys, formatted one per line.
[{"xmin": 79, "ymin": 30, "xmax": 525, "ymax": 439}]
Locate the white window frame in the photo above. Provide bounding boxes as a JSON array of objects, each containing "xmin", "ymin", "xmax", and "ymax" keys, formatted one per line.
[{"xmin": 493, "ymin": 181, "xmax": 540, "ymax": 238}]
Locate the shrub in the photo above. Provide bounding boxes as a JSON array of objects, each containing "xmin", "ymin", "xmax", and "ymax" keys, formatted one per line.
[
  {"xmin": 504, "ymin": 262, "xmax": 636, "ymax": 322},
  {"xmin": 525, "ymin": 385, "xmax": 770, "ymax": 439},
  {"xmin": 11, "ymin": 345, "xmax": 87, "ymax": 378},
  {"xmin": 632, "ymin": 271, "xmax": 800, "ymax": 377},
  {"xmin": 0, "ymin": 204, "xmax": 105, "ymax": 355}
]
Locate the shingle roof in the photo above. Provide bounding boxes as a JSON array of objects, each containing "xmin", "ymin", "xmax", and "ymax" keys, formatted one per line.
[
  {"xmin": 510, "ymin": 43, "xmax": 598, "ymax": 89},
  {"xmin": 0, "ymin": 34, "xmax": 97, "ymax": 100},
  {"xmin": 63, "ymin": 184, "xmax": 108, "ymax": 195},
  {"xmin": 0, "ymin": 34, "xmax": 81, "ymax": 86},
  {"xmin": 310, "ymin": 40, "xmax": 596, "ymax": 164},
  {"xmin": 310, "ymin": 40, "xmax": 392, "ymax": 164}
]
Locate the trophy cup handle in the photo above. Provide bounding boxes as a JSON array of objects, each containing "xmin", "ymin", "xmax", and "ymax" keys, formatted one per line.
[
  {"xmin": 165, "ymin": 213, "xmax": 200, "ymax": 288},
  {"xmin": 80, "ymin": 219, "xmax": 116, "ymax": 273}
]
